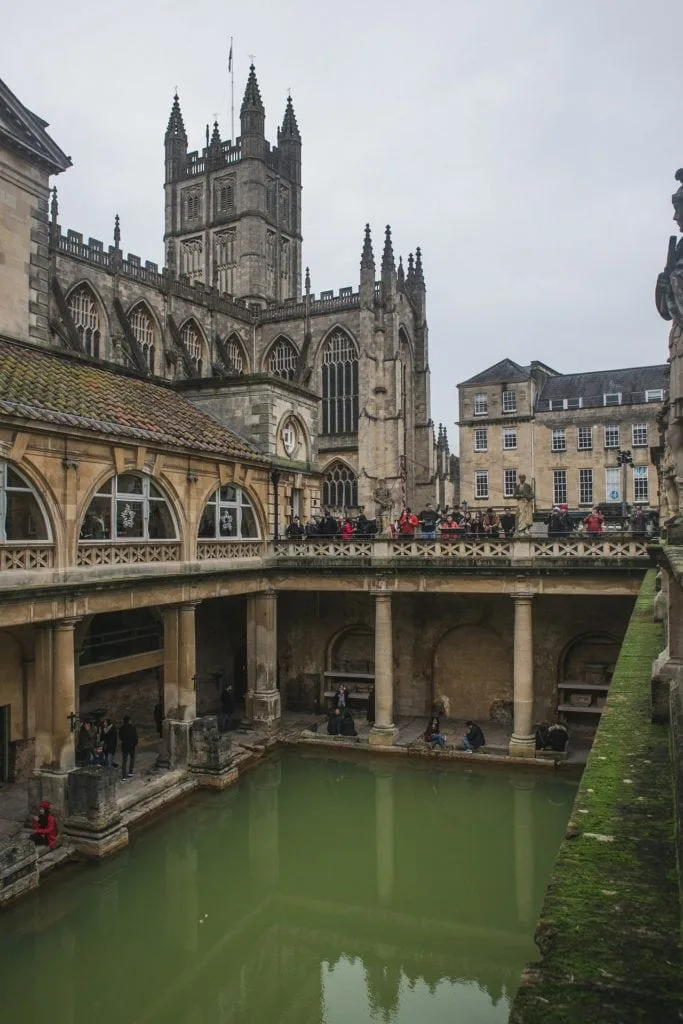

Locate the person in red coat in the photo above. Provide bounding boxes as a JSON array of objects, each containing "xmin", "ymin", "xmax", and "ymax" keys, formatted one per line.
[
  {"xmin": 583, "ymin": 508, "xmax": 604, "ymax": 535},
  {"xmin": 30, "ymin": 801, "xmax": 58, "ymax": 849}
]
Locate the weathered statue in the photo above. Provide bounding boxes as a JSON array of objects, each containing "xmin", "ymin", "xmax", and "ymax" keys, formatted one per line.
[
  {"xmin": 514, "ymin": 474, "xmax": 535, "ymax": 535},
  {"xmin": 655, "ymin": 169, "xmax": 683, "ymax": 532},
  {"xmin": 373, "ymin": 479, "xmax": 394, "ymax": 537}
]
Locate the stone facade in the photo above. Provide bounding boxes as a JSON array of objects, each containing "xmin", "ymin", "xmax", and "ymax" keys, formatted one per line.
[{"xmin": 458, "ymin": 358, "xmax": 666, "ymax": 514}]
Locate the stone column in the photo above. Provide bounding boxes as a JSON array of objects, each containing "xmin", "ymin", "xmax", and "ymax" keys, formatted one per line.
[
  {"xmin": 161, "ymin": 605, "xmax": 180, "ymax": 717},
  {"xmin": 374, "ymin": 766, "xmax": 395, "ymax": 906},
  {"xmin": 369, "ymin": 592, "xmax": 397, "ymax": 746},
  {"xmin": 52, "ymin": 619, "xmax": 79, "ymax": 772},
  {"xmin": 177, "ymin": 602, "xmax": 198, "ymax": 721},
  {"xmin": 34, "ymin": 625, "xmax": 53, "ymax": 768},
  {"xmin": 509, "ymin": 593, "xmax": 535, "ymax": 757},
  {"xmin": 245, "ymin": 591, "xmax": 281, "ymax": 726}
]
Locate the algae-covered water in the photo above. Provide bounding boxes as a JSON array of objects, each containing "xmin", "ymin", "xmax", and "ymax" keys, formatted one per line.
[{"xmin": 0, "ymin": 752, "xmax": 575, "ymax": 1023}]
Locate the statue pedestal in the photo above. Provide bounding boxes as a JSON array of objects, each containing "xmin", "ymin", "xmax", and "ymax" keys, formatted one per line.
[
  {"xmin": 188, "ymin": 716, "xmax": 237, "ymax": 789},
  {"xmin": 63, "ymin": 767, "xmax": 128, "ymax": 858}
]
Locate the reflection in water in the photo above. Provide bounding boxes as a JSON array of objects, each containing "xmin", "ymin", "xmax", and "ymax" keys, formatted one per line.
[{"xmin": 0, "ymin": 753, "xmax": 575, "ymax": 1024}]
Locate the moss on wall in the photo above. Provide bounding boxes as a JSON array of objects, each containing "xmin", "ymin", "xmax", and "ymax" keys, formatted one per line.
[{"xmin": 510, "ymin": 571, "xmax": 683, "ymax": 1023}]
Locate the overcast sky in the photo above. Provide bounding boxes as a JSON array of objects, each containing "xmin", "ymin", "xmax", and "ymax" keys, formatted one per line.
[{"xmin": 3, "ymin": 0, "xmax": 681, "ymax": 449}]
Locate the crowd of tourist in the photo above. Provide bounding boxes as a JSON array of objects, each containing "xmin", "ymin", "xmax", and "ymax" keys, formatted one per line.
[
  {"xmin": 285, "ymin": 502, "xmax": 656, "ymax": 541},
  {"xmin": 76, "ymin": 714, "xmax": 139, "ymax": 780}
]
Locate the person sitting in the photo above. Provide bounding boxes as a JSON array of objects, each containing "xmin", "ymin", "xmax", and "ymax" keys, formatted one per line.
[
  {"xmin": 547, "ymin": 722, "xmax": 569, "ymax": 752},
  {"xmin": 424, "ymin": 716, "xmax": 446, "ymax": 750},
  {"xmin": 327, "ymin": 708, "xmax": 343, "ymax": 736},
  {"xmin": 500, "ymin": 507, "xmax": 516, "ymax": 538},
  {"xmin": 583, "ymin": 508, "xmax": 604, "ymax": 535},
  {"xmin": 286, "ymin": 516, "xmax": 305, "ymax": 539},
  {"xmin": 340, "ymin": 710, "xmax": 358, "ymax": 736},
  {"xmin": 30, "ymin": 801, "xmax": 59, "ymax": 849},
  {"xmin": 366, "ymin": 685, "xmax": 376, "ymax": 724},
  {"xmin": 535, "ymin": 721, "xmax": 550, "ymax": 750},
  {"xmin": 341, "ymin": 518, "xmax": 356, "ymax": 540},
  {"xmin": 462, "ymin": 720, "xmax": 486, "ymax": 752}
]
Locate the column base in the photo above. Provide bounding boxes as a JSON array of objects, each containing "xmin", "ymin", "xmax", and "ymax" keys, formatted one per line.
[
  {"xmin": 63, "ymin": 767, "xmax": 129, "ymax": 859},
  {"xmin": 369, "ymin": 725, "xmax": 398, "ymax": 747},
  {"xmin": 28, "ymin": 767, "xmax": 71, "ymax": 822},
  {"xmin": 188, "ymin": 716, "xmax": 238, "ymax": 789},
  {"xmin": 508, "ymin": 734, "xmax": 536, "ymax": 758},
  {"xmin": 245, "ymin": 689, "xmax": 281, "ymax": 727}
]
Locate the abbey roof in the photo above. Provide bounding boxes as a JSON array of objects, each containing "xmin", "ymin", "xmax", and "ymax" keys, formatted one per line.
[
  {"xmin": 0, "ymin": 337, "xmax": 258, "ymax": 459},
  {"xmin": 0, "ymin": 77, "xmax": 71, "ymax": 174}
]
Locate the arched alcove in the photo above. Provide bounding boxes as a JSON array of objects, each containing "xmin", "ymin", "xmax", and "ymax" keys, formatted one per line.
[{"xmin": 433, "ymin": 624, "xmax": 512, "ymax": 720}]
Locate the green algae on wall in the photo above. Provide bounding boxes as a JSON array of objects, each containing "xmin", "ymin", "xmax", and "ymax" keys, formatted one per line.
[{"xmin": 510, "ymin": 571, "xmax": 683, "ymax": 1024}]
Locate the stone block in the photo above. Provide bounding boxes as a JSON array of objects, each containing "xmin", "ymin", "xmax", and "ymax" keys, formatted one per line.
[
  {"xmin": 188, "ymin": 715, "xmax": 237, "ymax": 788},
  {"xmin": 245, "ymin": 689, "xmax": 281, "ymax": 727},
  {"xmin": 369, "ymin": 725, "xmax": 398, "ymax": 747},
  {"xmin": 161, "ymin": 719, "xmax": 192, "ymax": 769},
  {"xmin": 63, "ymin": 767, "xmax": 128, "ymax": 858},
  {"xmin": 0, "ymin": 839, "xmax": 38, "ymax": 906},
  {"xmin": 29, "ymin": 768, "xmax": 70, "ymax": 821}
]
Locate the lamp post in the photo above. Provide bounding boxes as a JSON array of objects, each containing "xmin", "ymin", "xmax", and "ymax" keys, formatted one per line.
[{"xmin": 616, "ymin": 449, "xmax": 633, "ymax": 523}]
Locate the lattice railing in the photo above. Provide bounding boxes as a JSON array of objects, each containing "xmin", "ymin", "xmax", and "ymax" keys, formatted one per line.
[
  {"xmin": 530, "ymin": 539, "xmax": 650, "ymax": 559},
  {"xmin": 0, "ymin": 545, "xmax": 54, "ymax": 570},
  {"xmin": 196, "ymin": 541, "xmax": 262, "ymax": 560},
  {"xmin": 389, "ymin": 540, "xmax": 513, "ymax": 559},
  {"xmin": 274, "ymin": 540, "xmax": 374, "ymax": 558},
  {"xmin": 77, "ymin": 543, "xmax": 182, "ymax": 566}
]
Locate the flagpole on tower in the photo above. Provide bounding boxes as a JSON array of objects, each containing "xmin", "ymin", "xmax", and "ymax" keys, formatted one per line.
[{"xmin": 229, "ymin": 37, "xmax": 234, "ymax": 143}]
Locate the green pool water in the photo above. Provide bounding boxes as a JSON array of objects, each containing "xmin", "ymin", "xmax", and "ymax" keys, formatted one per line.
[{"xmin": 0, "ymin": 752, "xmax": 576, "ymax": 1023}]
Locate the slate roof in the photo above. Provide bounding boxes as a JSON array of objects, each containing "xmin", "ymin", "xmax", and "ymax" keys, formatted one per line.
[
  {"xmin": 0, "ymin": 337, "xmax": 259, "ymax": 459},
  {"xmin": 0, "ymin": 78, "xmax": 71, "ymax": 173},
  {"xmin": 459, "ymin": 359, "xmax": 531, "ymax": 387},
  {"xmin": 536, "ymin": 364, "xmax": 668, "ymax": 410}
]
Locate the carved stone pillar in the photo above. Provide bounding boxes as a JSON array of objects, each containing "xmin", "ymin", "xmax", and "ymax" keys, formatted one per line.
[
  {"xmin": 509, "ymin": 594, "xmax": 535, "ymax": 757},
  {"xmin": 52, "ymin": 619, "xmax": 79, "ymax": 772},
  {"xmin": 64, "ymin": 766, "xmax": 128, "ymax": 858},
  {"xmin": 177, "ymin": 602, "xmax": 198, "ymax": 721},
  {"xmin": 369, "ymin": 591, "xmax": 397, "ymax": 746},
  {"xmin": 34, "ymin": 625, "xmax": 53, "ymax": 768},
  {"xmin": 161, "ymin": 605, "xmax": 180, "ymax": 717},
  {"xmin": 245, "ymin": 591, "xmax": 281, "ymax": 726}
]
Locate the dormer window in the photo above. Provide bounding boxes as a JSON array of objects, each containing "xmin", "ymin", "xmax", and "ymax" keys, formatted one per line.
[
  {"xmin": 603, "ymin": 392, "xmax": 621, "ymax": 406},
  {"xmin": 646, "ymin": 389, "xmax": 664, "ymax": 402}
]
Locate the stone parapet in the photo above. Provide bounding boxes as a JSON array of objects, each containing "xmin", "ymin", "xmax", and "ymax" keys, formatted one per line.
[
  {"xmin": 188, "ymin": 715, "xmax": 237, "ymax": 789},
  {"xmin": 63, "ymin": 767, "xmax": 128, "ymax": 858},
  {"xmin": 0, "ymin": 839, "xmax": 38, "ymax": 905}
]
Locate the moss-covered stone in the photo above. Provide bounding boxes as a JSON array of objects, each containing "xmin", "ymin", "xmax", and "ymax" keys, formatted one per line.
[{"xmin": 510, "ymin": 571, "xmax": 683, "ymax": 1024}]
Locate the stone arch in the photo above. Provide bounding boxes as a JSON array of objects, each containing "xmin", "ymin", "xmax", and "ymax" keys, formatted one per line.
[
  {"xmin": 75, "ymin": 470, "xmax": 183, "ymax": 556},
  {"xmin": 559, "ymin": 632, "xmax": 621, "ymax": 687},
  {"xmin": 311, "ymin": 322, "xmax": 360, "ymax": 364},
  {"xmin": 264, "ymin": 335, "xmax": 299, "ymax": 380},
  {"xmin": 127, "ymin": 299, "xmax": 161, "ymax": 374},
  {"xmin": 326, "ymin": 624, "xmax": 374, "ymax": 676},
  {"xmin": 178, "ymin": 317, "xmax": 208, "ymax": 376},
  {"xmin": 197, "ymin": 482, "xmax": 263, "ymax": 542},
  {"xmin": 321, "ymin": 458, "xmax": 358, "ymax": 510},
  {"xmin": 432, "ymin": 623, "xmax": 513, "ymax": 720},
  {"xmin": 275, "ymin": 410, "xmax": 310, "ymax": 462},
  {"xmin": 65, "ymin": 280, "xmax": 109, "ymax": 359}
]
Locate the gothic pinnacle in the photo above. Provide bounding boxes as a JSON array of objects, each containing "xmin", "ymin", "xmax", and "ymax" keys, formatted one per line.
[
  {"xmin": 305, "ymin": 266, "xmax": 311, "ymax": 293},
  {"xmin": 281, "ymin": 94, "xmax": 301, "ymax": 139},
  {"xmin": 415, "ymin": 247, "xmax": 425, "ymax": 287},
  {"xmin": 241, "ymin": 63, "xmax": 265, "ymax": 114},
  {"xmin": 360, "ymin": 223, "xmax": 375, "ymax": 270},
  {"xmin": 406, "ymin": 252, "xmax": 415, "ymax": 288},
  {"xmin": 397, "ymin": 255, "xmax": 405, "ymax": 287},
  {"xmin": 382, "ymin": 225, "xmax": 395, "ymax": 273},
  {"xmin": 113, "ymin": 213, "xmax": 121, "ymax": 249},
  {"xmin": 210, "ymin": 120, "xmax": 221, "ymax": 147},
  {"xmin": 166, "ymin": 92, "xmax": 187, "ymax": 140}
]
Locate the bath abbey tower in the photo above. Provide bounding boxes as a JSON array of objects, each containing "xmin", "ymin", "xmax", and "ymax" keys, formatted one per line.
[{"xmin": 44, "ymin": 66, "xmax": 451, "ymax": 518}]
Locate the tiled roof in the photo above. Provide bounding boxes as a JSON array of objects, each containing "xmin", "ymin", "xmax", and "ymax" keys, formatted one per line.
[
  {"xmin": 0, "ymin": 77, "xmax": 71, "ymax": 173},
  {"xmin": 459, "ymin": 359, "xmax": 531, "ymax": 387},
  {"xmin": 0, "ymin": 337, "xmax": 259, "ymax": 459},
  {"xmin": 536, "ymin": 364, "xmax": 668, "ymax": 410}
]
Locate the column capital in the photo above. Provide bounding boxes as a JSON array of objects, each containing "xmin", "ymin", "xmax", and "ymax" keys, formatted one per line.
[
  {"xmin": 53, "ymin": 617, "xmax": 82, "ymax": 631},
  {"xmin": 511, "ymin": 591, "xmax": 534, "ymax": 603}
]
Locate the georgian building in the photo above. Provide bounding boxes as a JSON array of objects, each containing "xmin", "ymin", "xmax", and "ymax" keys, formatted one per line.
[{"xmin": 458, "ymin": 359, "xmax": 666, "ymax": 515}]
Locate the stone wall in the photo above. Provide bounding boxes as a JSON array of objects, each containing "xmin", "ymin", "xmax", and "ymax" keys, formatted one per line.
[{"xmin": 79, "ymin": 669, "xmax": 161, "ymax": 731}]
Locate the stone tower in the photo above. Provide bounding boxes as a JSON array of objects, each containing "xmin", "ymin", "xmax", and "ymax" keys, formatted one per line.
[{"xmin": 163, "ymin": 65, "xmax": 302, "ymax": 306}]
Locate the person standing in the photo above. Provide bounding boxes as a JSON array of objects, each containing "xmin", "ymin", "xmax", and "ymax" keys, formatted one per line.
[
  {"xmin": 398, "ymin": 507, "xmax": 419, "ymax": 538},
  {"xmin": 583, "ymin": 508, "xmax": 604, "ymax": 536},
  {"xmin": 119, "ymin": 715, "xmax": 139, "ymax": 780},
  {"xmin": 366, "ymin": 684, "xmax": 376, "ymax": 725},
  {"xmin": 418, "ymin": 503, "xmax": 440, "ymax": 540},
  {"xmin": 220, "ymin": 684, "xmax": 235, "ymax": 731},
  {"xmin": 101, "ymin": 718, "xmax": 117, "ymax": 767}
]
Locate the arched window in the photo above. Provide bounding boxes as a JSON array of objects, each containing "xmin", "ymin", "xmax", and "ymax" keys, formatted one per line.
[
  {"xmin": 321, "ymin": 329, "xmax": 359, "ymax": 434},
  {"xmin": 323, "ymin": 462, "xmax": 357, "ymax": 510},
  {"xmin": 267, "ymin": 337, "xmax": 298, "ymax": 380},
  {"xmin": 0, "ymin": 463, "xmax": 50, "ymax": 542},
  {"xmin": 181, "ymin": 320, "xmax": 204, "ymax": 374},
  {"xmin": 79, "ymin": 474, "xmax": 177, "ymax": 541},
  {"xmin": 67, "ymin": 285, "xmax": 102, "ymax": 358},
  {"xmin": 129, "ymin": 303, "xmax": 156, "ymax": 373},
  {"xmin": 198, "ymin": 485, "xmax": 259, "ymax": 539},
  {"xmin": 225, "ymin": 333, "xmax": 245, "ymax": 373}
]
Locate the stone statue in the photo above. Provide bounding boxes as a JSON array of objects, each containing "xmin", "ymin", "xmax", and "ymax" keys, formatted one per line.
[
  {"xmin": 373, "ymin": 479, "xmax": 394, "ymax": 537},
  {"xmin": 655, "ymin": 169, "xmax": 683, "ymax": 533},
  {"xmin": 514, "ymin": 474, "xmax": 535, "ymax": 535}
]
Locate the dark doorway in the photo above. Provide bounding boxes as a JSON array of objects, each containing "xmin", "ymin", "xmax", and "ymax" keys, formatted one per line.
[{"xmin": 0, "ymin": 705, "xmax": 10, "ymax": 783}]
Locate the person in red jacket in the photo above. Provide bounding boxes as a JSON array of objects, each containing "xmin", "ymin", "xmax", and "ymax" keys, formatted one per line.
[
  {"xmin": 30, "ymin": 801, "xmax": 58, "ymax": 849},
  {"xmin": 341, "ymin": 518, "xmax": 355, "ymax": 540},
  {"xmin": 398, "ymin": 507, "xmax": 419, "ymax": 538},
  {"xmin": 583, "ymin": 508, "xmax": 604, "ymax": 535}
]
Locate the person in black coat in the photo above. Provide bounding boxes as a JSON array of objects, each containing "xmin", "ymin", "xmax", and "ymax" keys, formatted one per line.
[
  {"xmin": 327, "ymin": 708, "xmax": 343, "ymax": 736},
  {"xmin": 119, "ymin": 715, "xmax": 139, "ymax": 780},
  {"xmin": 366, "ymin": 685, "xmax": 376, "ymax": 724},
  {"xmin": 340, "ymin": 710, "xmax": 357, "ymax": 737},
  {"xmin": 462, "ymin": 720, "xmax": 486, "ymax": 752},
  {"xmin": 547, "ymin": 723, "xmax": 569, "ymax": 752},
  {"xmin": 101, "ymin": 718, "xmax": 118, "ymax": 767}
]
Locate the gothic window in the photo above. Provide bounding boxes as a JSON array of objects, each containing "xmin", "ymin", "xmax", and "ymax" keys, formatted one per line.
[
  {"xmin": 224, "ymin": 333, "xmax": 245, "ymax": 373},
  {"xmin": 214, "ymin": 230, "xmax": 236, "ymax": 294},
  {"xmin": 268, "ymin": 337, "xmax": 298, "ymax": 380},
  {"xmin": 216, "ymin": 181, "xmax": 235, "ymax": 214},
  {"xmin": 321, "ymin": 329, "xmax": 359, "ymax": 435},
  {"xmin": 184, "ymin": 189, "xmax": 202, "ymax": 223},
  {"xmin": 67, "ymin": 285, "xmax": 102, "ymax": 358},
  {"xmin": 181, "ymin": 238, "xmax": 203, "ymax": 283},
  {"xmin": 128, "ymin": 303, "xmax": 156, "ymax": 373},
  {"xmin": 278, "ymin": 184, "xmax": 290, "ymax": 225},
  {"xmin": 0, "ymin": 462, "xmax": 50, "ymax": 542},
  {"xmin": 266, "ymin": 179, "xmax": 276, "ymax": 216},
  {"xmin": 198, "ymin": 485, "xmax": 259, "ymax": 540},
  {"xmin": 79, "ymin": 474, "xmax": 177, "ymax": 542},
  {"xmin": 181, "ymin": 320, "xmax": 204, "ymax": 374},
  {"xmin": 323, "ymin": 462, "xmax": 357, "ymax": 510},
  {"xmin": 280, "ymin": 238, "xmax": 290, "ymax": 278}
]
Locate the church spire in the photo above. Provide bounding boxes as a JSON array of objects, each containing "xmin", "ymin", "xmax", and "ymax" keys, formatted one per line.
[
  {"xmin": 415, "ymin": 247, "xmax": 425, "ymax": 289},
  {"xmin": 165, "ymin": 93, "xmax": 187, "ymax": 142},
  {"xmin": 280, "ymin": 94, "xmax": 301, "ymax": 140},
  {"xmin": 381, "ymin": 225, "xmax": 395, "ymax": 274},
  {"xmin": 406, "ymin": 252, "xmax": 415, "ymax": 290},
  {"xmin": 397, "ymin": 255, "xmax": 405, "ymax": 288},
  {"xmin": 210, "ymin": 120, "xmax": 221, "ymax": 148},
  {"xmin": 240, "ymin": 64, "xmax": 265, "ymax": 142},
  {"xmin": 360, "ymin": 223, "xmax": 375, "ymax": 271}
]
